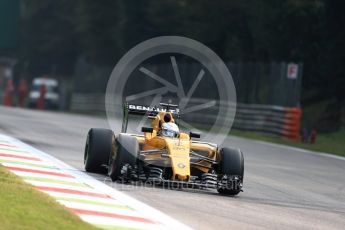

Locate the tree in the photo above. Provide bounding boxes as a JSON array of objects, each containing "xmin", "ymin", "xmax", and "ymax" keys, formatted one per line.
[{"xmin": 20, "ymin": 0, "xmax": 79, "ymax": 76}]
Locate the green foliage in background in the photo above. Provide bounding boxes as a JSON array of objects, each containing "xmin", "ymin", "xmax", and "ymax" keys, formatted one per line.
[
  {"xmin": 4, "ymin": 0, "xmax": 345, "ymax": 130},
  {"xmin": 0, "ymin": 0, "xmax": 20, "ymax": 49}
]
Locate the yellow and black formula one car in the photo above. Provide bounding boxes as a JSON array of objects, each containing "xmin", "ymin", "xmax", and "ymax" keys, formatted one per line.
[{"xmin": 84, "ymin": 103, "xmax": 244, "ymax": 195}]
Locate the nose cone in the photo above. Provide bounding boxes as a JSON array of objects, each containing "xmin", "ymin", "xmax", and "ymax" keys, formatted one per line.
[{"xmin": 164, "ymin": 138, "xmax": 191, "ymax": 181}]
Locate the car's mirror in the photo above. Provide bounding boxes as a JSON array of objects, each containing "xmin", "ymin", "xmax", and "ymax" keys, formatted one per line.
[
  {"xmin": 190, "ymin": 132, "xmax": 201, "ymax": 139},
  {"xmin": 142, "ymin": 127, "xmax": 153, "ymax": 133}
]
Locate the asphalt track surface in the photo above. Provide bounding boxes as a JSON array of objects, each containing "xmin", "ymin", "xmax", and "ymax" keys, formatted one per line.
[{"xmin": 0, "ymin": 106, "xmax": 344, "ymax": 230}]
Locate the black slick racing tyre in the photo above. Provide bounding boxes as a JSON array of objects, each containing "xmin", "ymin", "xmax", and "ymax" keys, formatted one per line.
[
  {"xmin": 108, "ymin": 134, "xmax": 139, "ymax": 181},
  {"xmin": 217, "ymin": 147, "xmax": 244, "ymax": 195},
  {"xmin": 84, "ymin": 128, "xmax": 113, "ymax": 174}
]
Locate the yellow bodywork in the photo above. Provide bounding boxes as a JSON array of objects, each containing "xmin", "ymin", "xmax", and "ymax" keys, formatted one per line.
[{"xmin": 124, "ymin": 111, "xmax": 218, "ymax": 182}]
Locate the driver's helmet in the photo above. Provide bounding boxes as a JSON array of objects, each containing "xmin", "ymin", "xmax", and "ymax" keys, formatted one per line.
[{"xmin": 161, "ymin": 122, "xmax": 179, "ymax": 138}]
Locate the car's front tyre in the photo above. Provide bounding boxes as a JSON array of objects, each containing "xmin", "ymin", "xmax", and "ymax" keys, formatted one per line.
[
  {"xmin": 84, "ymin": 128, "xmax": 113, "ymax": 174},
  {"xmin": 217, "ymin": 147, "xmax": 244, "ymax": 195},
  {"xmin": 108, "ymin": 134, "xmax": 139, "ymax": 181}
]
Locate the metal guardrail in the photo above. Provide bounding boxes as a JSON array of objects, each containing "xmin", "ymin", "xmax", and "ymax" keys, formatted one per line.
[
  {"xmin": 70, "ymin": 93, "xmax": 105, "ymax": 113},
  {"xmin": 70, "ymin": 93, "xmax": 301, "ymax": 140}
]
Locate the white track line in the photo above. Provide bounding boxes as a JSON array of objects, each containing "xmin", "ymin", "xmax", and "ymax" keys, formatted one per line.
[
  {"xmin": 1, "ymin": 162, "xmax": 65, "ymax": 173},
  {"xmin": 24, "ymin": 180, "xmax": 92, "ymax": 191},
  {"xmin": 78, "ymin": 215, "xmax": 164, "ymax": 230},
  {"xmin": 0, "ymin": 156, "xmax": 56, "ymax": 166},
  {"xmin": 10, "ymin": 171, "xmax": 78, "ymax": 182},
  {"xmin": 229, "ymin": 135, "xmax": 345, "ymax": 161},
  {"xmin": 253, "ymin": 140, "xmax": 345, "ymax": 161},
  {"xmin": 47, "ymin": 192, "xmax": 126, "ymax": 205},
  {"xmin": 59, "ymin": 201, "xmax": 150, "ymax": 218}
]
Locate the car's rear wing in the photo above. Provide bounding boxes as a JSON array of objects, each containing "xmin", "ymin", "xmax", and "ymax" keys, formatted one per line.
[{"xmin": 122, "ymin": 102, "xmax": 180, "ymax": 133}]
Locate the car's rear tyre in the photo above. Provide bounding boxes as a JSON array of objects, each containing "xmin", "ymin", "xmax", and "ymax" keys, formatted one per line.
[
  {"xmin": 108, "ymin": 134, "xmax": 139, "ymax": 181},
  {"xmin": 84, "ymin": 128, "xmax": 113, "ymax": 174},
  {"xmin": 217, "ymin": 147, "xmax": 244, "ymax": 195}
]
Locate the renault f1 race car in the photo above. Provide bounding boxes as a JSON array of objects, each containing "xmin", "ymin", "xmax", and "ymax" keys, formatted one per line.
[{"xmin": 84, "ymin": 103, "xmax": 244, "ymax": 195}]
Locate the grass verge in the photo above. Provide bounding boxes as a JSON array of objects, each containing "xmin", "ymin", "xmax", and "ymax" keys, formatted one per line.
[
  {"xmin": 0, "ymin": 165, "xmax": 98, "ymax": 230},
  {"xmin": 230, "ymin": 129, "xmax": 345, "ymax": 157}
]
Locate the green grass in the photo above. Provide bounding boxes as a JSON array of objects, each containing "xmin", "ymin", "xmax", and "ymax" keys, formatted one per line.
[
  {"xmin": 0, "ymin": 166, "xmax": 99, "ymax": 230},
  {"xmin": 230, "ymin": 129, "xmax": 345, "ymax": 157}
]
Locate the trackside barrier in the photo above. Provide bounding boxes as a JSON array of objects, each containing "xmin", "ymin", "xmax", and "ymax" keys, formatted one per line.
[
  {"xmin": 70, "ymin": 93, "xmax": 105, "ymax": 113},
  {"xmin": 233, "ymin": 105, "xmax": 301, "ymax": 140},
  {"xmin": 70, "ymin": 94, "xmax": 302, "ymax": 140}
]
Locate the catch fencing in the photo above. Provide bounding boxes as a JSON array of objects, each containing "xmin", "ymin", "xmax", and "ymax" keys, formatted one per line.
[{"xmin": 73, "ymin": 60, "xmax": 302, "ymax": 107}]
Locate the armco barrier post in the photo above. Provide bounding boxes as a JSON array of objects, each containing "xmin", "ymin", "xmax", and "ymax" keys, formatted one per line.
[{"xmin": 283, "ymin": 108, "xmax": 302, "ymax": 141}]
